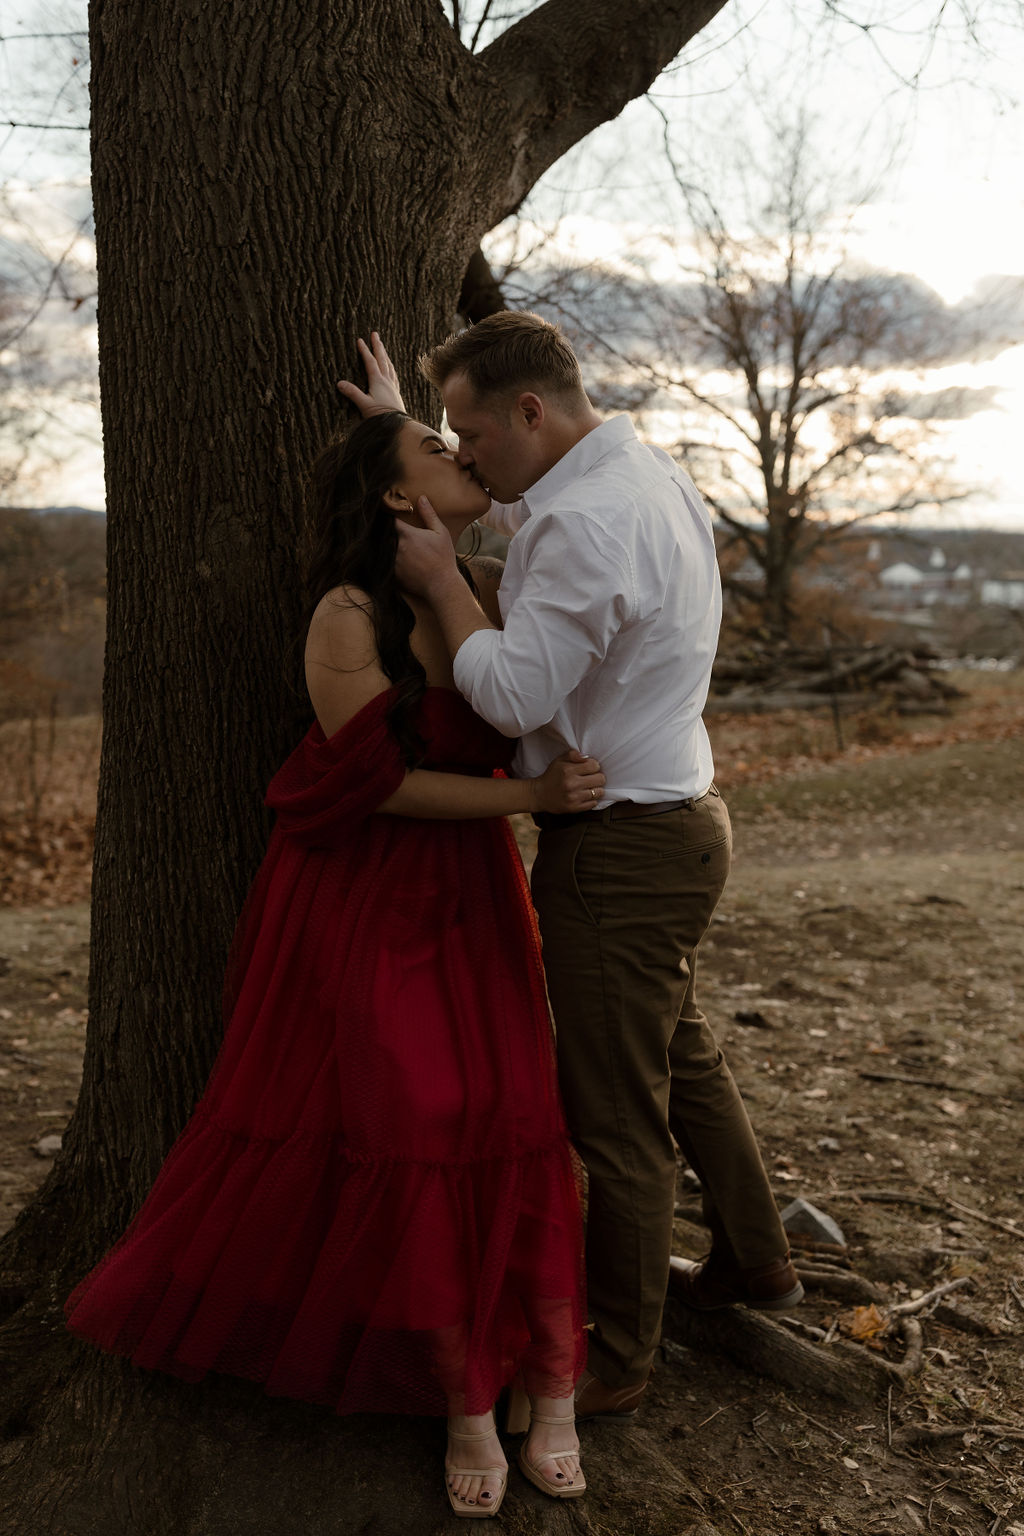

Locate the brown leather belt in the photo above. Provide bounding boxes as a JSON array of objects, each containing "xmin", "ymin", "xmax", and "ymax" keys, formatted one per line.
[{"xmin": 534, "ymin": 788, "xmax": 713, "ymax": 832}]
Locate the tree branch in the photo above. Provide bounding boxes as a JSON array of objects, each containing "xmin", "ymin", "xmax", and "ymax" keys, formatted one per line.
[
  {"xmin": 458, "ymin": 246, "xmax": 507, "ymax": 322},
  {"xmin": 475, "ymin": 0, "xmax": 731, "ymax": 219}
]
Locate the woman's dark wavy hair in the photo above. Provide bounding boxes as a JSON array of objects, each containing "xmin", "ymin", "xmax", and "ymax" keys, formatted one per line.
[{"xmin": 304, "ymin": 411, "xmax": 476, "ymax": 765}]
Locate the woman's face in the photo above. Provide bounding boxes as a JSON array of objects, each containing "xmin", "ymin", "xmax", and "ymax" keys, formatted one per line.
[{"xmin": 388, "ymin": 419, "xmax": 491, "ymax": 531}]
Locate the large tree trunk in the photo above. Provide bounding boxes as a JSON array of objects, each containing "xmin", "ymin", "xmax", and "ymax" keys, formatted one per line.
[{"xmin": 0, "ymin": 0, "xmax": 732, "ymax": 1528}]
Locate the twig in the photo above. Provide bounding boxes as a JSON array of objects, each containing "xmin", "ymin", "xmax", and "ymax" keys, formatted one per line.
[
  {"xmin": 894, "ymin": 1423, "xmax": 1024, "ymax": 1448},
  {"xmin": 856, "ymin": 1071, "xmax": 995, "ymax": 1096},
  {"xmin": 786, "ymin": 1400, "xmax": 849, "ymax": 1445},
  {"xmin": 887, "ymin": 1384, "xmax": 893, "ymax": 1448},
  {"xmin": 888, "ymin": 1278, "xmax": 971, "ymax": 1318},
  {"xmin": 818, "ymin": 1189, "xmax": 950, "ymax": 1213},
  {"xmin": 944, "ymin": 1197, "xmax": 1024, "ymax": 1240},
  {"xmin": 751, "ymin": 1424, "xmax": 780, "ymax": 1459},
  {"xmin": 778, "ymin": 1316, "xmax": 828, "ymax": 1341}
]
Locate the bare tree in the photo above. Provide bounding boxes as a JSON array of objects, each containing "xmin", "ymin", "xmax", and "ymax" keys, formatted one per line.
[{"xmin": 568, "ymin": 121, "xmax": 972, "ymax": 636}]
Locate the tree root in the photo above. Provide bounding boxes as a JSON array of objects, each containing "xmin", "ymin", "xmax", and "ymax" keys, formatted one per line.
[
  {"xmin": 794, "ymin": 1263, "xmax": 887, "ymax": 1304},
  {"xmin": 663, "ymin": 1300, "xmax": 923, "ymax": 1404}
]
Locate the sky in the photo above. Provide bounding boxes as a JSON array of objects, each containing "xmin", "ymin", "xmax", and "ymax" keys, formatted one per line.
[{"xmin": 1, "ymin": 0, "xmax": 1023, "ymax": 527}]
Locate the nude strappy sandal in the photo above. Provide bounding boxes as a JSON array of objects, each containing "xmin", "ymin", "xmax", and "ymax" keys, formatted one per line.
[
  {"xmin": 445, "ymin": 1426, "xmax": 508, "ymax": 1519},
  {"xmin": 518, "ymin": 1412, "xmax": 587, "ymax": 1500}
]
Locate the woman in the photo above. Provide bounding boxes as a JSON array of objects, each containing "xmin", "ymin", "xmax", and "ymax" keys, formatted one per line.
[{"xmin": 65, "ymin": 406, "xmax": 603, "ymax": 1517}]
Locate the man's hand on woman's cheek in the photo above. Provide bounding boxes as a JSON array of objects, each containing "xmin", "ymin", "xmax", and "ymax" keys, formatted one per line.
[{"xmin": 394, "ymin": 497, "xmax": 460, "ymax": 597}]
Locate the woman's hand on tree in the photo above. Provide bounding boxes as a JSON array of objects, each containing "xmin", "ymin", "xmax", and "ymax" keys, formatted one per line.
[
  {"xmin": 532, "ymin": 751, "xmax": 605, "ymax": 815},
  {"xmin": 336, "ymin": 332, "xmax": 407, "ymax": 416}
]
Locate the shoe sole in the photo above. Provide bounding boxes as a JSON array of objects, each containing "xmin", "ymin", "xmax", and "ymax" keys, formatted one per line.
[
  {"xmin": 669, "ymin": 1282, "xmax": 805, "ymax": 1313},
  {"xmin": 574, "ymin": 1406, "xmax": 640, "ymax": 1423},
  {"xmin": 749, "ymin": 1282, "xmax": 805, "ymax": 1310}
]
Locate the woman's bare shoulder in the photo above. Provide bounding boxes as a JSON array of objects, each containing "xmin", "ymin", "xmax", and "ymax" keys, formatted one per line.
[
  {"xmin": 309, "ymin": 584, "xmax": 373, "ymax": 620},
  {"xmin": 306, "ymin": 587, "xmax": 378, "ymax": 667}
]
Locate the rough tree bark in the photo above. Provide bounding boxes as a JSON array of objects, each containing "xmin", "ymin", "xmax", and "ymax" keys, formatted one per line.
[{"xmin": 0, "ymin": 1, "xmax": 732, "ymax": 1530}]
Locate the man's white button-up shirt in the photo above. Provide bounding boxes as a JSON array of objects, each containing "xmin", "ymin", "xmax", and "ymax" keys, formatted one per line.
[{"xmin": 452, "ymin": 415, "xmax": 721, "ymax": 806}]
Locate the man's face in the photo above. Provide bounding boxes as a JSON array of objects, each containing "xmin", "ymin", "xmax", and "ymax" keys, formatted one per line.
[{"xmin": 440, "ymin": 371, "xmax": 540, "ymax": 505}]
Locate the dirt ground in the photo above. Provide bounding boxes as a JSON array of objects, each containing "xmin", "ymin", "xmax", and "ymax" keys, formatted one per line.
[{"xmin": 2, "ymin": 672, "xmax": 1023, "ymax": 1535}]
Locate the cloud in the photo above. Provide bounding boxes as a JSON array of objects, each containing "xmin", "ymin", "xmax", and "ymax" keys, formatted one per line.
[
  {"xmin": 498, "ymin": 247, "xmax": 1024, "ymax": 380},
  {"xmin": 889, "ymin": 385, "xmax": 1004, "ymax": 421}
]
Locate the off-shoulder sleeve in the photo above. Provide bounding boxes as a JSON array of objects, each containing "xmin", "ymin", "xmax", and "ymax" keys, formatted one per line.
[{"xmin": 265, "ymin": 689, "xmax": 407, "ymax": 846}]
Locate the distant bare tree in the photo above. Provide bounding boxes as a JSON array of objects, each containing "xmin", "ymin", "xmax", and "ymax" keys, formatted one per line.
[{"xmin": 572, "ymin": 121, "xmax": 972, "ymax": 637}]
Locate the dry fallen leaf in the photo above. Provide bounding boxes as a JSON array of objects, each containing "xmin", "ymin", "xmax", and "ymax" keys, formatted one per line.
[{"xmin": 843, "ymin": 1303, "xmax": 889, "ymax": 1341}]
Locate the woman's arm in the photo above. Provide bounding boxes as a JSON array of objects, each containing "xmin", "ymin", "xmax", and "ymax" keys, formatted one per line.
[
  {"xmin": 377, "ymin": 751, "xmax": 603, "ymax": 819},
  {"xmin": 304, "ymin": 592, "xmax": 604, "ymax": 818}
]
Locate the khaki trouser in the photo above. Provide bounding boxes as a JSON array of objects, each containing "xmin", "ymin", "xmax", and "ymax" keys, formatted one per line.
[{"xmin": 531, "ymin": 788, "xmax": 788, "ymax": 1387}]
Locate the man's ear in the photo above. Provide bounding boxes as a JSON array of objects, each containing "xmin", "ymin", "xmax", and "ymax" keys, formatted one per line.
[
  {"xmin": 382, "ymin": 485, "xmax": 412, "ymax": 512},
  {"xmin": 516, "ymin": 392, "xmax": 545, "ymax": 430}
]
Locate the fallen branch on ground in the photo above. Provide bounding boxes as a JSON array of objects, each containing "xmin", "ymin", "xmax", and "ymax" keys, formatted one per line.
[
  {"xmin": 708, "ymin": 642, "xmax": 964, "ymax": 715},
  {"xmin": 819, "ymin": 1188, "xmax": 950, "ymax": 1213},
  {"xmin": 944, "ymin": 1196, "xmax": 1024, "ymax": 1240},
  {"xmin": 893, "ymin": 1422, "xmax": 1024, "ymax": 1448},
  {"xmin": 856, "ymin": 1070, "xmax": 1003, "ymax": 1097}
]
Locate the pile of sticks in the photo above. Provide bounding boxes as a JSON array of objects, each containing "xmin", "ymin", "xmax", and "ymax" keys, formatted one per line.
[{"xmin": 707, "ymin": 641, "xmax": 964, "ymax": 715}]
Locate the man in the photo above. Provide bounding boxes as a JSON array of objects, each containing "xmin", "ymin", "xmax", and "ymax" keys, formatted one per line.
[{"xmin": 343, "ymin": 315, "xmax": 801, "ymax": 1422}]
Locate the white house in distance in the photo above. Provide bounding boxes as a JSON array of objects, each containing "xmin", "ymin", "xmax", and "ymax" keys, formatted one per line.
[
  {"xmin": 981, "ymin": 574, "xmax": 1024, "ymax": 609},
  {"xmin": 879, "ymin": 560, "xmax": 928, "ymax": 593},
  {"xmin": 877, "ymin": 554, "xmax": 973, "ymax": 606}
]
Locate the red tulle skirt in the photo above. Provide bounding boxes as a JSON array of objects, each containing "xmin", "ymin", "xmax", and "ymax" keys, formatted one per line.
[{"xmin": 65, "ymin": 689, "xmax": 586, "ymax": 1414}]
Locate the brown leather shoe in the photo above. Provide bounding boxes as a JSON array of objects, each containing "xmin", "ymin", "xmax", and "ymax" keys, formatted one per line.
[
  {"xmin": 668, "ymin": 1251, "xmax": 804, "ymax": 1312},
  {"xmin": 574, "ymin": 1368, "xmax": 649, "ymax": 1423}
]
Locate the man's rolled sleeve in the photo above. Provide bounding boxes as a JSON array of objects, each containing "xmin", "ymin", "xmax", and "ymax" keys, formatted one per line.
[{"xmin": 453, "ymin": 510, "xmax": 633, "ymax": 737}]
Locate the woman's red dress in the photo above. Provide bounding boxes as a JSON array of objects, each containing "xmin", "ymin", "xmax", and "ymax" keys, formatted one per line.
[{"xmin": 65, "ymin": 688, "xmax": 586, "ymax": 1415}]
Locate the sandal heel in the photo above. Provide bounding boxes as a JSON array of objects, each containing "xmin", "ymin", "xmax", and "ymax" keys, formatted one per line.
[{"xmin": 505, "ymin": 1383, "xmax": 531, "ymax": 1435}]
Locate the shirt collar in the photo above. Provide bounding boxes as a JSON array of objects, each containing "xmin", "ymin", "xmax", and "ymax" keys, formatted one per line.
[{"xmin": 521, "ymin": 415, "xmax": 636, "ymax": 518}]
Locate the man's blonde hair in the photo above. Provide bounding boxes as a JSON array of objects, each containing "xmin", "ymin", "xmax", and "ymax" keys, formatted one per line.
[{"xmin": 419, "ymin": 310, "xmax": 588, "ymax": 413}]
